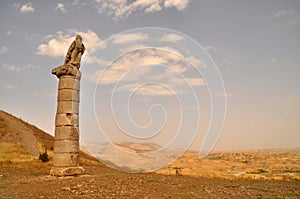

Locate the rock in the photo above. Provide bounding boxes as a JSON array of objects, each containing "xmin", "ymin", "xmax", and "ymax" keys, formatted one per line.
[
  {"xmin": 61, "ymin": 187, "xmax": 71, "ymax": 191},
  {"xmin": 50, "ymin": 166, "xmax": 85, "ymax": 176},
  {"xmin": 52, "ymin": 65, "xmax": 81, "ymax": 79}
]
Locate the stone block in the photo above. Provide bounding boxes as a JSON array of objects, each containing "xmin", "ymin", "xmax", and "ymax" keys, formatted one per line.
[
  {"xmin": 58, "ymin": 89, "xmax": 80, "ymax": 102},
  {"xmin": 58, "ymin": 76, "xmax": 80, "ymax": 91},
  {"xmin": 57, "ymin": 101, "xmax": 79, "ymax": 114},
  {"xmin": 54, "ymin": 140, "xmax": 79, "ymax": 153},
  {"xmin": 55, "ymin": 113, "xmax": 79, "ymax": 127},
  {"xmin": 53, "ymin": 153, "xmax": 79, "ymax": 167},
  {"xmin": 50, "ymin": 166, "xmax": 85, "ymax": 176},
  {"xmin": 52, "ymin": 65, "xmax": 82, "ymax": 79},
  {"xmin": 55, "ymin": 126, "xmax": 79, "ymax": 141}
]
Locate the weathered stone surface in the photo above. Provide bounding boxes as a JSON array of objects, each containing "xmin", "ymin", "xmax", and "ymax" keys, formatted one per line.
[
  {"xmin": 55, "ymin": 126, "xmax": 79, "ymax": 141},
  {"xmin": 58, "ymin": 89, "xmax": 80, "ymax": 102},
  {"xmin": 58, "ymin": 76, "xmax": 80, "ymax": 91},
  {"xmin": 52, "ymin": 65, "xmax": 81, "ymax": 79},
  {"xmin": 55, "ymin": 113, "xmax": 79, "ymax": 127},
  {"xmin": 50, "ymin": 166, "xmax": 85, "ymax": 176},
  {"xmin": 64, "ymin": 35, "xmax": 85, "ymax": 69},
  {"xmin": 54, "ymin": 140, "xmax": 79, "ymax": 153},
  {"xmin": 57, "ymin": 101, "xmax": 79, "ymax": 114},
  {"xmin": 51, "ymin": 35, "xmax": 85, "ymax": 176},
  {"xmin": 53, "ymin": 153, "xmax": 79, "ymax": 167}
]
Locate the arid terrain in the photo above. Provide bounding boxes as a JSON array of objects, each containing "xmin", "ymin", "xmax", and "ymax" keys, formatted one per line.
[
  {"xmin": 157, "ymin": 149, "xmax": 300, "ymax": 181},
  {"xmin": 0, "ymin": 110, "xmax": 299, "ymax": 198},
  {"xmin": 1, "ymin": 163, "xmax": 299, "ymax": 199}
]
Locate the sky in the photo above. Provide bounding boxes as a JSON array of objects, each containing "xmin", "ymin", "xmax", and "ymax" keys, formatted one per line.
[{"xmin": 0, "ymin": 0, "xmax": 299, "ymax": 152}]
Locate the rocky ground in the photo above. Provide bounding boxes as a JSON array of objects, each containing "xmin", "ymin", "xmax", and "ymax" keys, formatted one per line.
[
  {"xmin": 157, "ymin": 149, "xmax": 300, "ymax": 181},
  {"xmin": 0, "ymin": 164, "xmax": 299, "ymax": 199}
]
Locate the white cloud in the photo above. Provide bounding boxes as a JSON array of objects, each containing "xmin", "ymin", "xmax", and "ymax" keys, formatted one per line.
[
  {"xmin": 87, "ymin": 48, "xmax": 204, "ymax": 96},
  {"xmin": 114, "ymin": 82, "xmax": 180, "ymax": 96},
  {"xmin": 5, "ymin": 84, "xmax": 18, "ymax": 89},
  {"xmin": 204, "ymin": 46, "xmax": 217, "ymax": 53},
  {"xmin": 20, "ymin": 3, "xmax": 35, "ymax": 13},
  {"xmin": 55, "ymin": 3, "xmax": 67, "ymax": 13},
  {"xmin": 186, "ymin": 56, "xmax": 207, "ymax": 68},
  {"xmin": 145, "ymin": 2, "xmax": 162, "ymax": 13},
  {"xmin": 82, "ymin": 55, "xmax": 107, "ymax": 65},
  {"xmin": 36, "ymin": 31, "xmax": 73, "ymax": 57},
  {"xmin": 272, "ymin": 10, "xmax": 294, "ymax": 19},
  {"xmin": 1, "ymin": 64, "xmax": 21, "ymax": 72},
  {"xmin": 72, "ymin": 0, "xmax": 87, "ymax": 6},
  {"xmin": 95, "ymin": 0, "xmax": 190, "ymax": 20},
  {"xmin": 112, "ymin": 33, "xmax": 148, "ymax": 45},
  {"xmin": 155, "ymin": 46, "xmax": 184, "ymax": 63},
  {"xmin": 90, "ymin": 48, "xmax": 197, "ymax": 84},
  {"xmin": 117, "ymin": 49, "xmax": 183, "ymax": 70},
  {"xmin": 26, "ymin": 64, "xmax": 40, "ymax": 69},
  {"xmin": 160, "ymin": 33, "xmax": 185, "ymax": 43},
  {"xmin": 164, "ymin": 0, "xmax": 190, "ymax": 11},
  {"xmin": 0, "ymin": 46, "xmax": 8, "ymax": 54},
  {"xmin": 36, "ymin": 30, "xmax": 104, "ymax": 64},
  {"xmin": 126, "ymin": 84, "xmax": 176, "ymax": 96},
  {"xmin": 6, "ymin": 31, "xmax": 12, "ymax": 35},
  {"xmin": 186, "ymin": 78, "xmax": 205, "ymax": 86},
  {"xmin": 272, "ymin": 10, "xmax": 300, "ymax": 24},
  {"xmin": 78, "ymin": 30, "xmax": 105, "ymax": 53}
]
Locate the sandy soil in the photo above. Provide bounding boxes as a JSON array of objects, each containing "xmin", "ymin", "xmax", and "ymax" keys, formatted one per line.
[{"xmin": 0, "ymin": 165, "xmax": 299, "ymax": 199}]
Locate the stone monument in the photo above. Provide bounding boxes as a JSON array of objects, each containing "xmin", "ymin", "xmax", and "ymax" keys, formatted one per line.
[{"xmin": 50, "ymin": 35, "xmax": 86, "ymax": 176}]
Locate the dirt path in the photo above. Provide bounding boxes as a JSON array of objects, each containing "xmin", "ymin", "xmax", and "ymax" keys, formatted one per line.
[{"xmin": 0, "ymin": 165, "xmax": 299, "ymax": 198}]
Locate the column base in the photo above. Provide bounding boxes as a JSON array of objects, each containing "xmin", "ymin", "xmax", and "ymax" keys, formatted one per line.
[{"xmin": 50, "ymin": 166, "xmax": 85, "ymax": 176}]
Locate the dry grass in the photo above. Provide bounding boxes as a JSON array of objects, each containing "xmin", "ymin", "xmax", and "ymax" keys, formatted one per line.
[
  {"xmin": 0, "ymin": 142, "xmax": 37, "ymax": 163},
  {"xmin": 156, "ymin": 149, "xmax": 300, "ymax": 181},
  {"xmin": 0, "ymin": 109, "xmax": 102, "ymax": 168}
]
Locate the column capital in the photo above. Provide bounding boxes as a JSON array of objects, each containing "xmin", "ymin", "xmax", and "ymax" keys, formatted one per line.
[{"xmin": 52, "ymin": 64, "xmax": 81, "ymax": 80}]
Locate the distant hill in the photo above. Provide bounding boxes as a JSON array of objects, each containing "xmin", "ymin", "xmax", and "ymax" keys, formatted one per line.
[
  {"xmin": 156, "ymin": 149, "xmax": 300, "ymax": 180},
  {"xmin": 0, "ymin": 110, "xmax": 99, "ymax": 165},
  {"xmin": 83, "ymin": 141, "xmax": 182, "ymax": 173},
  {"xmin": 113, "ymin": 141, "xmax": 162, "ymax": 153}
]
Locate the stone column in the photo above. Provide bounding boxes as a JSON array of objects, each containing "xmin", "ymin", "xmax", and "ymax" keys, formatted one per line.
[{"xmin": 50, "ymin": 65, "xmax": 85, "ymax": 176}]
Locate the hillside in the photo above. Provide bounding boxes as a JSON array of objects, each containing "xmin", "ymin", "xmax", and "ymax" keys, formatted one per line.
[
  {"xmin": 0, "ymin": 110, "xmax": 54, "ymax": 161},
  {"xmin": 0, "ymin": 110, "xmax": 98, "ymax": 165}
]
